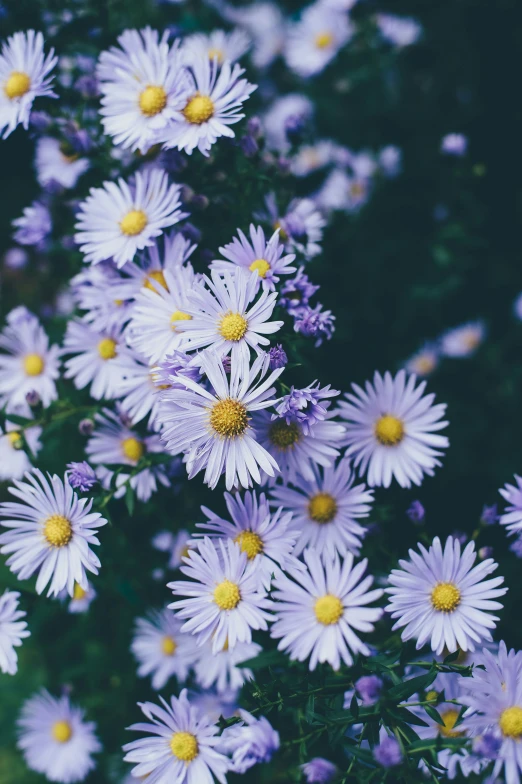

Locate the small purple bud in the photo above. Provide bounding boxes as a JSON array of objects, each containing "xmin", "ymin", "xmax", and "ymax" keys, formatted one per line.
[
  {"xmin": 222, "ymin": 356, "xmax": 232, "ymax": 373},
  {"xmin": 25, "ymin": 390, "xmax": 40, "ymax": 406},
  {"xmin": 373, "ymin": 737, "xmax": 403, "ymax": 768},
  {"xmin": 285, "ymin": 113, "xmax": 306, "ymax": 144},
  {"xmin": 74, "ymin": 74, "xmax": 99, "ymax": 98},
  {"xmin": 240, "ymin": 134, "xmax": 259, "ymax": 158},
  {"xmin": 406, "ymin": 500, "xmax": 425, "ymax": 523},
  {"xmin": 79, "ymin": 418, "xmax": 94, "ymax": 436},
  {"xmin": 480, "ymin": 504, "xmax": 498, "ymax": 525},
  {"xmin": 355, "ymin": 675, "xmax": 383, "ymax": 706},
  {"xmin": 300, "ymin": 758, "xmax": 337, "ymax": 783},
  {"xmin": 269, "ymin": 344, "xmax": 288, "ymax": 370},
  {"xmin": 29, "ymin": 111, "xmax": 52, "ymax": 132},
  {"xmin": 277, "ymin": 156, "xmax": 291, "ymax": 175},
  {"xmin": 247, "ymin": 116, "xmax": 262, "ymax": 138},
  {"xmin": 191, "ymin": 194, "xmax": 209, "ymax": 210}
]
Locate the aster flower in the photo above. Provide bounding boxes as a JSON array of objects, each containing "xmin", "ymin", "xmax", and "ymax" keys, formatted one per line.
[
  {"xmin": 66, "ymin": 461, "xmax": 97, "ymax": 492},
  {"xmin": 0, "ymin": 422, "xmax": 42, "ymax": 481},
  {"xmin": 281, "ymin": 197, "xmax": 326, "ymax": 259},
  {"xmin": 116, "ymin": 353, "xmax": 166, "ymax": 431},
  {"xmin": 211, "ymin": 225, "xmax": 296, "ymax": 293},
  {"xmin": 123, "ymin": 690, "xmax": 229, "ymax": 784},
  {"xmin": 262, "ymin": 93, "xmax": 314, "ymax": 153},
  {"xmin": 0, "ymin": 470, "xmax": 106, "ymax": 597},
  {"xmin": 285, "ymin": 4, "xmax": 353, "ymax": 78},
  {"xmin": 375, "ymin": 14, "xmax": 422, "ymax": 47},
  {"xmin": 168, "ymin": 537, "xmax": 273, "ymax": 652},
  {"xmin": 70, "ymin": 264, "xmax": 130, "ymax": 333},
  {"xmin": 274, "ymin": 382, "xmax": 339, "ymax": 435},
  {"xmin": 338, "ymin": 370, "xmax": 449, "ymax": 488},
  {"xmin": 404, "ymin": 342, "xmax": 440, "ymax": 377},
  {"xmin": 499, "ymin": 474, "xmax": 522, "ymax": 537},
  {"xmin": 300, "ymin": 758, "xmax": 337, "ymax": 783},
  {"xmin": 220, "ymin": 711, "xmax": 279, "ymax": 774},
  {"xmin": 440, "ymin": 320, "xmax": 486, "ymax": 358},
  {"xmin": 225, "ymin": 2, "xmax": 285, "ymax": 69},
  {"xmin": 268, "ymin": 344, "xmax": 288, "ymax": 370},
  {"xmin": 441, "ymin": 133, "xmax": 468, "ymax": 156},
  {"xmin": 291, "ymin": 140, "xmax": 348, "ymax": 177},
  {"xmin": 36, "ymin": 137, "xmax": 89, "ymax": 189},
  {"xmin": 153, "ymin": 528, "xmax": 196, "ymax": 571},
  {"xmin": 18, "ymin": 690, "xmax": 101, "ymax": 783},
  {"xmin": 270, "ymin": 458, "xmax": 373, "ymax": 559},
  {"xmin": 373, "ymin": 736, "xmax": 403, "ymax": 768},
  {"xmin": 131, "ymin": 608, "xmax": 196, "ymax": 690},
  {"xmin": 280, "ymin": 267, "xmax": 320, "ymax": 315},
  {"xmin": 0, "ymin": 590, "xmax": 30, "ymax": 675},
  {"xmin": 12, "ymin": 199, "xmax": 52, "ymax": 248},
  {"xmin": 271, "ymin": 549, "xmax": 383, "ymax": 670},
  {"xmin": 194, "ymin": 638, "xmax": 261, "ymax": 693},
  {"xmin": 0, "ymin": 30, "xmax": 57, "ymax": 138},
  {"xmin": 183, "ymin": 29, "xmax": 250, "ymax": 65},
  {"xmin": 294, "ymin": 303, "xmax": 335, "ymax": 346},
  {"xmin": 160, "ymin": 349, "xmax": 283, "ymax": 490},
  {"xmin": 74, "ymin": 169, "xmax": 186, "ymax": 267},
  {"xmin": 385, "ymin": 536, "xmax": 507, "ymax": 655}
]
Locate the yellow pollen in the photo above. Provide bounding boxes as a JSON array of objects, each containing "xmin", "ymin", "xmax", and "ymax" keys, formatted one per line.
[
  {"xmin": 308, "ymin": 492, "xmax": 338, "ymax": 524},
  {"xmin": 315, "ymin": 32, "xmax": 334, "ymax": 49},
  {"xmin": 439, "ymin": 709, "xmax": 464, "ymax": 738},
  {"xmin": 4, "ymin": 71, "xmax": 31, "ymax": 99},
  {"xmin": 209, "ymin": 398, "xmax": 248, "ymax": 438},
  {"xmin": 500, "ymin": 706, "xmax": 522, "ymax": 739},
  {"xmin": 52, "ymin": 720, "xmax": 73, "ymax": 744},
  {"xmin": 161, "ymin": 635, "xmax": 177, "ymax": 656},
  {"xmin": 97, "ymin": 337, "xmax": 117, "ymax": 360},
  {"xmin": 143, "ymin": 270, "xmax": 168, "ymax": 292},
  {"xmin": 269, "ymin": 420, "xmax": 301, "ymax": 450},
  {"xmin": 23, "ymin": 353, "xmax": 44, "ymax": 376},
  {"xmin": 44, "ymin": 515, "xmax": 73, "ymax": 548},
  {"xmin": 314, "ymin": 594, "xmax": 344, "ymax": 626},
  {"xmin": 73, "ymin": 583, "xmax": 87, "ymax": 600},
  {"xmin": 183, "ymin": 94, "xmax": 214, "ymax": 124},
  {"xmin": 170, "ymin": 310, "xmax": 192, "ymax": 330},
  {"xmin": 431, "ymin": 582, "xmax": 461, "ymax": 613},
  {"xmin": 180, "ymin": 545, "xmax": 191, "ymax": 560},
  {"xmin": 121, "ymin": 437, "xmax": 144, "ymax": 462},
  {"xmin": 7, "ymin": 431, "xmax": 22, "ymax": 449},
  {"xmin": 214, "ymin": 579, "xmax": 241, "ymax": 610},
  {"xmin": 374, "ymin": 415, "xmax": 405, "ymax": 446},
  {"xmin": 120, "ymin": 209, "xmax": 148, "ymax": 236},
  {"xmin": 249, "ymin": 258, "xmax": 271, "ymax": 278},
  {"xmin": 234, "ymin": 530, "xmax": 263, "ymax": 559},
  {"xmin": 170, "ymin": 731, "xmax": 198, "ymax": 761},
  {"xmin": 114, "ymin": 299, "xmax": 124, "ymax": 307},
  {"xmin": 139, "ymin": 85, "xmax": 167, "ymax": 116},
  {"xmin": 208, "ymin": 47, "xmax": 224, "ymax": 63},
  {"xmin": 218, "ymin": 311, "xmax": 248, "ymax": 342}
]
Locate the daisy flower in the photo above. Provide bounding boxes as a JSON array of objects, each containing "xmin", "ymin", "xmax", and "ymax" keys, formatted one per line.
[
  {"xmin": 178, "ymin": 270, "xmax": 283, "ymax": 376},
  {"xmin": 271, "ymin": 549, "xmax": 383, "ymax": 670},
  {"xmin": 183, "ymin": 29, "xmax": 250, "ymax": 65},
  {"xmin": 74, "ymin": 169, "xmax": 186, "ymax": 267},
  {"xmin": 499, "ymin": 474, "xmax": 522, "ymax": 537},
  {"xmin": 70, "ymin": 264, "xmax": 130, "ymax": 333},
  {"xmin": 35, "ymin": 136, "xmax": 90, "ymax": 189},
  {"xmin": 97, "ymin": 28, "xmax": 190, "ymax": 153},
  {"xmin": 168, "ymin": 537, "xmax": 273, "ymax": 652},
  {"xmin": 0, "ymin": 30, "xmax": 57, "ymax": 138},
  {"xmin": 211, "ymin": 225, "xmax": 296, "ymax": 293},
  {"xmin": 116, "ymin": 352, "xmax": 165, "ymax": 431},
  {"xmin": 12, "ymin": 199, "xmax": 51, "ymax": 248},
  {"xmin": 194, "ymin": 639, "xmax": 261, "ymax": 693},
  {"xmin": 196, "ymin": 490, "xmax": 298, "ymax": 590},
  {"xmin": 385, "ymin": 536, "xmax": 507, "ymax": 655},
  {"xmin": 225, "ymin": 2, "xmax": 285, "ymax": 69},
  {"xmin": 0, "ymin": 307, "xmax": 59, "ymax": 416},
  {"xmin": 132, "ymin": 608, "xmax": 196, "ymax": 690},
  {"xmin": 270, "ymin": 458, "xmax": 373, "ymax": 559},
  {"xmin": 338, "ymin": 370, "xmax": 449, "ymax": 488},
  {"xmin": 18, "ymin": 690, "xmax": 101, "ymax": 783},
  {"xmin": 0, "ymin": 422, "xmax": 42, "ymax": 481},
  {"xmin": 262, "ymin": 93, "xmax": 314, "ymax": 153},
  {"xmin": 0, "ymin": 469, "xmax": 107, "ymax": 597},
  {"xmin": 259, "ymin": 193, "xmax": 325, "ymax": 260},
  {"xmin": 0, "ymin": 590, "xmax": 30, "ymax": 675},
  {"xmin": 219, "ymin": 710, "xmax": 279, "ymax": 774},
  {"xmin": 440, "ymin": 320, "xmax": 486, "ymax": 358},
  {"xmin": 123, "ymin": 689, "xmax": 229, "ymax": 784},
  {"xmin": 376, "ymin": 14, "xmax": 422, "ymax": 48},
  {"xmin": 161, "ymin": 57, "xmax": 256, "ymax": 156},
  {"xmin": 160, "ymin": 349, "xmax": 283, "ymax": 490},
  {"xmin": 67, "ymin": 581, "xmax": 96, "ymax": 614},
  {"xmin": 284, "ymin": 4, "xmax": 353, "ymax": 78},
  {"xmin": 404, "ymin": 342, "xmax": 440, "ymax": 377}
]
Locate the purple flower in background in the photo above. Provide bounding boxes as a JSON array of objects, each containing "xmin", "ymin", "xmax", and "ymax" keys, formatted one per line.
[
  {"xmin": 510, "ymin": 536, "xmax": 522, "ymax": 558},
  {"xmin": 66, "ymin": 461, "xmax": 98, "ymax": 492},
  {"xmin": 480, "ymin": 503, "xmax": 498, "ymax": 525},
  {"xmin": 379, "ymin": 145, "xmax": 402, "ymax": 177},
  {"xmin": 12, "ymin": 201, "xmax": 51, "ymax": 248},
  {"xmin": 441, "ymin": 133, "xmax": 468, "ymax": 156},
  {"xmin": 294, "ymin": 304, "xmax": 335, "ymax": 347},
  {"xmin": 355, "ymin": 675, "xmax": 383, "ymax": 705},
  {"xmin": 406, "ymin": 500, "xmax": 425, "ymax": 523},
  {"xmin": 155, "ymin": 350, "xmax": 203, "ymax": 389},
  {"xmin": 300, "ymin": 757, "xmax": 337, "ymax": 783},
  {"xmin": 220, "ymin": 711, "xmax": 279, "ymax": 774},
  {"xmin": 373, "ymin": 736, "xmax": 403, "ymax": 767},
  {"xmin": 472, "ymin": 733, "xmax": 502, "ymax": 759},
  {"xmin": 280, "ymin": 267, "xmax": 320, "ymax": 315},
  {"xmin": 269, "ymin": 344, "xmax": 288, "ymax": 370},
  {"xmin": 274, "ymin": 382, "xmax": 339, "ymax": 435}
]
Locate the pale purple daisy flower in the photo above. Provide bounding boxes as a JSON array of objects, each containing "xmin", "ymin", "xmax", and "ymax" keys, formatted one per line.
[
  {"xmin": 284, "ymin": 4, "xmax": 353, "ymax": 78},
  {"xmin": 219, "ymin": 710, "xmax": 279, "ymax": 774},
  {"xmin": 193, "ymin": 638, "xmax": 261, "ymax": 693},
  {"xmin": 262, "ymin": 93, "xmax": 314, "ymax": 153},
  {"xmin": 70, "ymin": 264, "xmax": 130, "ymax": 334},
  {"xmin": 300, "ymin": 757, "xmax": 337, "ymax": 783},
  {"xmin": 183, "ymin": 29, "xmax": 251, "ymax": 66},
  {"xmin": 271, "ymin": 549, "xmax": 383, "ymax": 670},
  {"xmin": 0, "ymin": 590, "xmax": 30, "ymax": 675},
  {"xmin": 153, "ymin": 529, "xmax": 195, "ymax": 571},
  {"xmin": 440, "ymin": 320, "xmax": 486, "ymax": 358},
  {"xmin": 67, "ymin": 581, "xmax": 96, "ymax": 614},
  {"xmin": 116, "ymin": 352, "xmax": 165, "ymax": 432},
  {"xmin": 12, "ymin": 200, "xmax": 52, "ymax": 247},
  {"xmin": 131, "ymin": 608, "xmax": 196, "ymax": 690},
  {"xmin": 0, "ymin": 421, "xmax": 42, "ymax": 481},
  {"xmin": 294, "ymin": 303, "xmax": 335, "ymax": 346},
  {"xmin": 168, "ymin": 537, "xmax": 273, "ymax": 652},
  {"xmin": 274, "ymin": 382, "xmax": 339, "ymax": 435},
  {"xmin": 259, "ymin": 193, "xmax": 325, "ymax": 259},
  {"xmin": 404, "ymin": 343, "xmax": 440, "ymax": 377},
  {"xmin": 376, "ymin": 14, "xmax": 422, "ymax": 47},
  {"xmin": 66, "ymin": 461, "xmax": 97, "ymax": 492},
  {"xmin": 499, "ymin": 475, "xmax": 522, "ymax": 537},
  {"xmin": 441, "ymin": 133, "xmax": 468, "ymax": 156},
  {"xmin": 385, "ymin": 536, "xmax": 507, "ymax": 655},
  {"xmin": 36, "ymin": 137, "xmax": 90, "ymax": 189}
]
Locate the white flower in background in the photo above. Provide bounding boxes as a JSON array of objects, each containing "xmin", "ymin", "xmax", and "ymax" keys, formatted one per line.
[
  {"xmin": 291, "ymin": 140, "xmax": 350, "ymax": 177},
  {"xmin": 12, "ymin": 199, "xmax": 52, "ymax": 247},
  {"xmin": 70, "ymin": 264, "xmax": 130, "ymax": 333},
  {"xmin": 183, "ymin": 29, "xmax": 250, "ymax": 65},
  {"xmin": 404, "ymin": 343, "xmax": 440, "ymax": 377},
  {"xmin": 131, "ymin": 608, "xmax": 196, "ymax": 690},
  {"xmin": 285, "ymin": 4, "xmax": 353, "ymax": 78},
  {"xmin": 194, "ymin": 638, "xmax": 261, "ymax": 693},
  {"xmin": 225, "ymin": 2, "xmax": 286, "ymax": 69},
  {"xmin": 0, "ymin": 422, "xmax": 42, "ymax": 481},
  {"xmin": 259, "ymin": 194, "xmax": 326, "ymax": 259},
  {"xmin": 0, "ymin": 590, "xmax": 30, "ymax": 675},
  {"xmin": 375, "ymin": 14, "xmax": 422, "ymax": 48},
  {"xmin": 262, "ymin": 93, "xmax": 314, "ymax": 153},
  {"xmin": 219, "ymin": 710, "xmax": 280, "ymax": 774},
  {"xmin": 35, "ymin": 137, "xmax": 90, "ymax": 189},
  {"xmin": 440, "ymin": 320, "xmax": 486, "ymax": 358},
  {"xmin": 499, "ymin": 474, "xmax": 522, "ymax": 538}
]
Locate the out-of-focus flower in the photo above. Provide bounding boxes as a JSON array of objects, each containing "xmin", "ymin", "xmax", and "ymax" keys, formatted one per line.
[
  {"xmin": 373, "ymin": 736, "xmax": 403, "ymax": 767},
  {"xmin": 0, "ymin": 590, "xmax": 30, "ymax": 675},
  {"xmin": 12, "ymin": 200, "xmax": 52, "ymax": 248},
  {"xmin": 220, "ymin": 710, "xmax": 279, "ymax": 773},
  {"xmin": 440, "ymin": 320, "xmax": 486, "ymax": 358},
  {"xmin": 441, "ymin": 133, "xmax": 468, "ymax": 156},
  {"xmin": 66, "ymin": 461, "xmax": 98, "ymax": 492},
  {"xmin": 300, "ymin": 757, "xmax": 337, "ymax": 783},
  {"xmin": 285, "ymin": 4, "xmax": 353, "ymax": 78}
]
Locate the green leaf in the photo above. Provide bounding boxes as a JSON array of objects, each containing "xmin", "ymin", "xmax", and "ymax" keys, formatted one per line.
[
  {"xmin": 387, "ymin": 670, "xmax": 437, "ymax": 701},
  {"xmin": 443, "ymin": 649, "xmax": 460, "ymax": 664},
  {"xmin": 239, "ymin": 649, "xmax": 288, "ymax": 670},
  {"xmin": 124, "ymin": 484, "xmax": 135, "ymax": 516},
  {"xmin": 424, "ymin": 704, "xmax": 445, "ymax": 726},
  {"xmin": 349, "ymin": 694, "xmax": 359, "ymax": 718}
]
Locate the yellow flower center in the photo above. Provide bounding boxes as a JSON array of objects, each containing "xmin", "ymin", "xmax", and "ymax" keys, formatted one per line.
[
  {"xmin": 308, "ymin": 492, "xmax": 338, "ymax": 524},
  {"xmin": 170, "ymin": 310, "xmax": 192, "ymax": 330},
  {"xmin": 314, "ymin": 594, "xmax": 344, "ymax": 626},
  {"xmin": 97, "ymin": 338, "xmax": 117, "ymax": 360},
  {"xmin": 7, "ymin": 431, "xmax": 22, "ymax": 449},
  {"xmin": 143, "ymin": 270, "xmax": 168, "ymax": 292},
  {"xmin": 4, "ymin": 71, "xmax": 31, "ymax": 99},
  {"xmin": 218, "ymin": 311, "xmax": 248, "ymax": 342},
  {"xmin": 161, "ymin": 635, "xmax": 177, "ymax": 656},
  {"xmin": 315, "ymin": 32, "xmax": 334, "ymax": 49},
  {"xmin": 234, "ymin": 530, "xmax": 264, "ymax": 559},
  {"xmin": 121, "ymin": 437, "xmax": 144, "ymax": 462},
  {"xmin": 120, "ymin": 209, "xmax": 148, "ymax": 236},
  {"xmin": 208, "ymin": 47, "xmax": 224, "ymax": 63},
  {"xmin": 170, "ymin": 731, "xmax": 198, "ymax": 761},
  {"xmin": 139, "ymin": 85, "xmax": 167, "ymax": 116},
  {"xmin": 73, "ymin": 583, "xmax": 87, "ymax": 600},
  {"xmin": 44, "ymin": 515, "xmax": 73, "ymax": 548},
  {"xmin": 431, "ymin": 582, "xmax": 461, "ymax": 613},
  {"xmin": 52, "ymin": 720, "xmax": 73, "ymax": 744},
  {"xmin": 23, "ymin": 353, "xmax": 44, "ymax": 376},
  {"xmin": 183, "ymin": 94, "xmax": 214, "ymax": 124},
  {"xmin": 350, "ymin": 182, "xmax": 366, "ymax": 199},
  {"xmin": 439, "ymin": 709, "xmax": 464, "ymax": 738},
  {"xmin": 425, "ymin": 690, "xmax": 438, "ymax": 703},
  {"xmin": 249, "ymin": 258, "xmax": 271, "ymax": 278},
  {"xmin": 269, "ymin": 420, "xmax": 301, "ymax": 450},
  {"xmin": 374, "ymin": 415, "xmax": 405, "ymax": 446},
  {"xmin": 415, "ymin": 355, "xmax": 436, "ymax": 375},
  {"xmin": 209, "ymin": 398, "xmax": 248, "ymax": 438},
  {"xmin": 214, "ymin": 579, "xmax": 241, "ymax": 610},
  {"xmin": 500, "ymin": 706, "xmax": 522, "ymax": 738}
]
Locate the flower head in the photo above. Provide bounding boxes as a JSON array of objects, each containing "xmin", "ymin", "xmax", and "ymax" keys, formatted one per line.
[
  {"xmin": 274, "ymin": 381, "xmax": 339, "ymax": 435},
  {"xmin": 0, "ymin": 590, "xmax": 30, "ymax": 675},
  {"xmin": 132, "ymin": 608, "xmax": 196, "ymax": 690},
  {"xmin": 66, "ymin": 462, "xmax": 97, "ymax": 492},
  {"xmin": 220, "ymin": 710, "xmax": 279, "ymax": 774}
]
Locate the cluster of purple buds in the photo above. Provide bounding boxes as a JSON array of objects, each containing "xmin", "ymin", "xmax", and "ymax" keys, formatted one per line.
[
  {"xmin": 294, "ymin": 303, "xmax": 335, "ymax": 347},
  {"xmin": 66, "ymin": 461, "xmax": 97, "ymax": 492},
  {"xmin": 154, "ymin": 350, "xmax": 203, "ymax": 390},
  {"xmin": 279, "ymin": 267, "xmax": 320, "ymax": 315},
  {"xmin": 273, "ymin": 381, "xmax": 339, "ymax": 435}
]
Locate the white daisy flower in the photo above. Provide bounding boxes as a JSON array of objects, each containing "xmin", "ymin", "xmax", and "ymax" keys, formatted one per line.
[
  {"xmin": 0, "ymin": 421, "xmax": 42, "ymax": 481},
  {"xmin": 161, "ymin": 57, "xmax": 256, "ymax": 156},
  {"xmin": 0, "ymin": 469, "xmax": 107, "ymax": 597},
  {"xmin": 499, "ymin": 474, "xmax": 522, "ymax": 537},
  {"xmin": 338, "ymin": 369, "xmax": 449, "ymax": 488},
  {"xmin": 211, "ymin": 225, "xmax": 296, "ymax": 293},
  {"xmin": 74, "ymin": 169, "xmax": 186, "ymax": 267},
  {"xmin": 0, "ymin": 30, "xmax": 57, "ymax": 138},
  {"xmin": 123, "ymin": 689, "xmax": 229, "ymax": 784},
  {"xmin": 404, "ymin": 342, "xmax": 440, "ymax": 377},
  {"xmin": 291, "ymin": 140, "xmax": 349, "ymax": 177},
  {"xmin": 376, "ymin": 13, "xmax": 422, "ymax": 48},
  {"xmin": 70, "ymin": 264, "xmax": 130, "ymax": 333},
  {"xmin": 0, "ymin": 590, "xmax": 30, "ymax": 675},
  {"xmin": 116, "ymin": 352, "xmax": 165, "ymax": 431},
  {"xmin": 270, "ymin": 457, "xmax": 373, "ymax": 559},
  {"xmin": 183, "ymin": 29, "xmax": 251, "ymax": 65},
  {"xmin": 97, "ymin": 28, "xmax": 190, "ymax": 153},
  {"xmin": 262, "ymin": 93, "xmax": 314, "ymax": 153},
  {"xmin": 0, "ymin": 307, "xmax": 59, "ymax": 416},
  {"xmin": 271, "ymin": 549, "xmax": 383, "ymax": 670},
  {"xmin": 440, "ymin": 320, "xmax": 486, "ymax": 358},
  {"xmin": 168, "ymin": 536, "xmax": 273, "ymax": 652},
  {"xmin": 385, "ymin": 536, "xmax": 507, "ymax": 655},
  {"xmin": 131, "ymin": 608, "xmax": 196, "ymax": 690},
  {"xmin": 284, "ymin": 4, "xmax": 353, "ymax": 78},
  {"xmin": 194, "ymin": 638, "xmax": 261, "ymax": 693},
  {"xmin": 260, "ymin": 193, "xmax": 326, "ymax": 260},
  {"xmin": 35, "ymin": 136, "xmax": 90, "ymax": 189},
  {"xmin": 160, "ymin": 349, "xmax": 283, "ymax": 490},
  {"xmin": 18, "ymin": 690, "xmax": 101, "ymax": 783},
  {"xmin": 196, "ymin": 490, "xmax": 298, "ymax": 590},
  {"xmin": 225, "ymin": 2, "xmax": 285, "ymax": 69}
]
